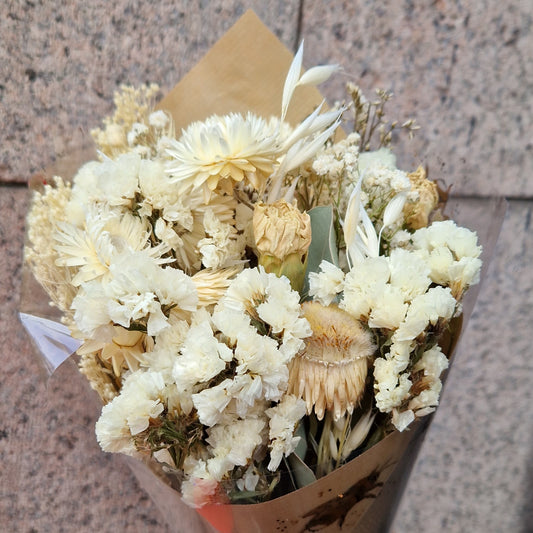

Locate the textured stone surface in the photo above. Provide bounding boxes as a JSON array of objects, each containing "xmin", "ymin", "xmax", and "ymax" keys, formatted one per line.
[
  {"xmin": 300, "ymin": 1, "xmax": 533, "ymax": 197},
  {"xmin": 0, "ymin": 1, "xmax": 300, "ymax": 183}
]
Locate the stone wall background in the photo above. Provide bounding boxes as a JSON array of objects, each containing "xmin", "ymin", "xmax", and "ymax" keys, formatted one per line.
[{"xmin": 1, "ymin": 2, "xmax": 531, "ymax": 532}]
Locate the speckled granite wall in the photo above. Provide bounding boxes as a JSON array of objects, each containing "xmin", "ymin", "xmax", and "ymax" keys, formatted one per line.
[{"xmin": 1, "ymin": 2, "xmax": 531, "ymax": 532}]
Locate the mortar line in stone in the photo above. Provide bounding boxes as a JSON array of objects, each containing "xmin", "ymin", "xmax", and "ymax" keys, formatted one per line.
[{"xmin": 0, "ymin": 181, "xmax": 28, "ymax": 188}]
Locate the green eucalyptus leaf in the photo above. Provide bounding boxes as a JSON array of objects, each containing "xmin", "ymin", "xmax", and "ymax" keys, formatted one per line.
[
  {"xmin": 293, "ymin": 421, "xmax": 308, "ymax": 460},
  {"xmin": 287, "ymin": 453, "xmax": 317, "ymax": 488},
  {"xmin": 303, "ymin": 206, "xmax": 339, "ymax": 296}
]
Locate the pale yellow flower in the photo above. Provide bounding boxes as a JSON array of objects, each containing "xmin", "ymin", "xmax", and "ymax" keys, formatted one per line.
[{"xmin": 166, "ymin": 113, "xmax": 280, "ymax": 201}]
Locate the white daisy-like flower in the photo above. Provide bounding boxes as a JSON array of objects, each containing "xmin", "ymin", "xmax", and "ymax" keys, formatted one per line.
[
  {"xmin": 166, "ymin": 113, "xmax": 280, "ymax": 200},
  {"xmin": 54, "ymin": 206, "xmax": 166, "ymax": 286}
]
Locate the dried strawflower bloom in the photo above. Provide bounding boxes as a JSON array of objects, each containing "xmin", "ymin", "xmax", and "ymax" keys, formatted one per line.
[
  {"xmin": 253, "ymin": 200, "xmax": 311, "ymax": 292},
  {"xmin": 77, "ymin": 325, "xmax": 154, "ymax": 377},
  {"xmin": 403, "ymin": 166, "xmax": 439, "ymax": 230},
  {"xmin": 288, "ymin": 302, "xmax": 375, "ymax": 421},
  {"xmin": 166, "ymin": 113, "xmax": 280, "ymax": 201}
]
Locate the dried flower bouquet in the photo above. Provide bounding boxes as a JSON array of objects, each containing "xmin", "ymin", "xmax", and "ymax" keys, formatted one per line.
[{"xmin": 23, "ymin": 12, "xmax": 482, "ymax": 526}]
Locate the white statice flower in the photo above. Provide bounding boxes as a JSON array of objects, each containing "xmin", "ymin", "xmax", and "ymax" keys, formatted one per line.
[
  {"xmin": 204, "ymin": 417, "xmax": 266, "ymax": 481},
  {"xmin": 373, "ymin": 340, "xmax": 414, "ymax": 414},
  {"xmin": 409, "ymin": 220, "xmax": 482, "ymax": 298},
  {"xmin": 72, "ymin": 251, "xmax": 198, "ymax": 338},
  {"xmin": 154, "ymin": 217, "xmax": 183, "ymax": 250},
  {"xmin": 70, "ymin": 152, "xmax": 141, "ymax": 207},
  {"xmin": 95, "ymin": 370, "xmax": 165, "ymax": 454},
  {"xmin": 408, "ymin": 345, "xmax": 449, "ymax": 414},
  {"xmin": 394, "ymin": 286, "xmax": 456, "ymax": 342},
  {"xmin": 173, "ymin": 314, "xmax": 233, "ymax": 391},
  {"xmin": 388, "ymin": 248, "xmax": 432, "ymax": 301},
  {"xmin": 181, "ymin": 457, "xmax": 219, "ymax": 508},
  {"xmin": 127, "ymin": 122, "xmax": 149, "ymax": 146},
  {"xmin": 266, "ymin": 394, "xmax": 306, "ymax": 471},
  {"xmin": 367, "ymin": 284, "xmax": 408, "ymax": 330},
  {"xmin": 374, "ymin": 360, "xmax": 412, "ymax": 412},
  {"xmin": 148, "ymin": 110, "xmax": 170, "ymax": 129},
  {"xmin": 341, "ymin": 256, "xmax": 390, "ymax": 320},
  {"xmin": 233, "ymin": 328, "xmax": 290, "ymax": 403},
  {"xmin": 192, "ymin": 379, "xmax": 234, "ymax": 427},
  {"xmin": 197, "ymin": 208, "xmax": 244, "ymax": 269},
  {"xmin": 215, "ymin": 267, "xmax": 311, "ymax": 354},
  {"xmin": 308, "ymin": 260, "xmax": 345, "ymax": 305}
]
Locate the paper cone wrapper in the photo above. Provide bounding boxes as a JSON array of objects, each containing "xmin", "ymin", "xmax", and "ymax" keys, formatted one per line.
[{"xmin": 19, "ymin": 10, "xmax": 508, "ymax": 532}]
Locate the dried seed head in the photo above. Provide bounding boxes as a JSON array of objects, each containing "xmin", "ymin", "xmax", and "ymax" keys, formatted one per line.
[{"xmin": 288, "ymin": 301, "xmax": 375, "ymax": 421}]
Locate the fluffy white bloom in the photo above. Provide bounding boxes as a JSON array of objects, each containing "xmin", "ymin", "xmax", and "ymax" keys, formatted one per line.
[
  {"xmin": 408, "ymin": 345, "xmax": 449, "ymax": 413},
  {"xmin": 197, "ymin": 208, "xmax": 244, "ymax": 269},
  {"xmin": 308, "ymin": 260, "xmax": 345, "ymax": 305},
  {"xmin": 192, "ymin": 379, "xmax": 234, "ymax": 427},
  {"xmin": 72, "ymin": 251, "xmax": 198, "ymax": 338},
  {"xmin": 367, "ymin": 284, "xmax": 408, "ymax": 330},
  {"xmin": 388, "ymin": 248, "xmax": 431, "ymax": 301},
  {"xmin": 266, "ymin": 395, "xmax": 306, "ymax": 471},
  {"xmin": 148, "ymin": 110, "xmax": 170, "ymax": 129},
  {"xmin": 341, "ymin": 256, "xmax": 390, "ymax": 319},
  {"xmin": 95, "ymin": 370, "xmax": 165, "ymax": 454},
  {"xmin": 205, "ymin": 417, "xmax": 266, "ymax": 480},
  {"xmin": 215, "ymin": 267, "xmax": 311, "ymax": 354},
  {"xmin": 173, "ymin": 318, "xmax": 233, "ymax": 391},
  {"xmin": 374, "ymin": 361, "xmax": 412, "ymax": 412},
  {"xmin": 394, "ymin": 286, "xmax": 456, "ymax": 342},
  {"xmin": 127, "ymin": 122, "xmax": 149, "ymax": 146},
  {"xmin": 71, "ymin": 152, "xmax": 141, "ymax": 206},
  {"xmin": 154, "ymin": 218, "xmax": 182, "ymax": 250},
  {"xmin": 181, "ymin": 458, "xmax": 219, "ymax": 508}
]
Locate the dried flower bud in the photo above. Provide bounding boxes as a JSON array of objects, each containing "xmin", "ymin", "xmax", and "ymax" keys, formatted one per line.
[
  {"xmin": 403, "ymin": 166, "xmax": 439, "ymax": 230},
  {"xmin": 253, "ymin": 200, "xmax": 311, "ymax": 292}
]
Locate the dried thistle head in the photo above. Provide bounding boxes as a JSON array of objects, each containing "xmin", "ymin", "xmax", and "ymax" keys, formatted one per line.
[{"xmin": 288, "ymin": 301, "xmax": 375, "ymax": 421}]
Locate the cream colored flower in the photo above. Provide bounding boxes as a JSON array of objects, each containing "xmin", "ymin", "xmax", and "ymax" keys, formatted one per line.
[
  {"xmin": 166, "ymin": 113, "xmax": 280, "ymax": 201},
  {"xmin": 403, "ymin": 166, "xmax": 439, "ymax": 230},
  {"xmin": 77, "ymin": 325, "xmax": 153, "ymax": 377},
  {"xmin": 288, "ymin": 301, "xmax": 375, "ymax": 421},
  {"xmin": 253, "ymin": 200, "xmax": 312, "ymax": 292}
]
